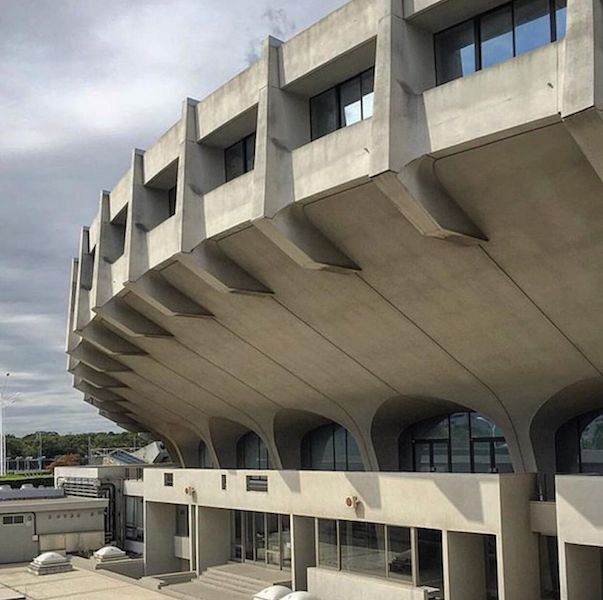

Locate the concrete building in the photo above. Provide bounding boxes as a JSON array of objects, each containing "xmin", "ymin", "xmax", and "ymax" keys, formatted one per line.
[
  {"xmin": 0, "ymin": 487, "xmax": 106, "ymax": 564},
  {"xmin": 64, "ymin": 0, "xmax": 603, "ymax": 598}
]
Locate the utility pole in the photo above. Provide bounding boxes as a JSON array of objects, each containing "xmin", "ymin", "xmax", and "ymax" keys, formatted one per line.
[{"xmin": 0, "ymin": 373, "xmax": 19, "ymax": 477}]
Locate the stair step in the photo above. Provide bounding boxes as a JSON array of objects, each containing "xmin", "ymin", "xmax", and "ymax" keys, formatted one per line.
[
  {"xmin": 204, "ymin": 567, "xmax": 276, "ymax": 588},
  {"xmin": 200, "ymin": 573, "xmax": 266, "ymax": 593},
  {"xmin": 195, "ymin": 578, "xmax": 250, "ymax": 598}
]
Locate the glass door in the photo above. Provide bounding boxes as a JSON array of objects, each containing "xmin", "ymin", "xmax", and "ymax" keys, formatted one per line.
[
  {"xmin": 266, "ymin": 513, "xmax": 280, "ymax": 566},
  {"xmin": 254, "ymin": 512, "xmax": 266, "ymax": 562},
  {"xmin": 232, "ymin": 511, "xmax": 243, "ymax": 561},
  {"xmin": 233, "ymin": 511, "xmax": 291, "ymax": 569}
]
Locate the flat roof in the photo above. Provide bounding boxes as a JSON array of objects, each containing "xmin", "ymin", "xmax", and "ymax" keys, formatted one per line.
[{"xmin": 0, "ymin": 496, "xmax": 107, "ymax": 514}]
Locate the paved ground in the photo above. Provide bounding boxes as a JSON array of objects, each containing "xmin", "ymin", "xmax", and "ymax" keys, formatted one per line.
[{"xmin": 0, "ymin": 565, "xmax": 175, "ymax": 600}]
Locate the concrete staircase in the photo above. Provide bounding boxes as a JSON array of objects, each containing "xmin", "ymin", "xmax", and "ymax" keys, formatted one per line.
[{"xmin": 194, "ymin": 564, "xmax": 284, "ymax": 598}]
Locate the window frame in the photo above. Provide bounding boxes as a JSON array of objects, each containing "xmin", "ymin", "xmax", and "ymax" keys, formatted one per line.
[
  {"xmin": 309, "ymin": 67, "xmax": 375, "ymax": 141},
  {"xmin": 434, "ymin": 0, "xmax": 566, "ymax": 85}
]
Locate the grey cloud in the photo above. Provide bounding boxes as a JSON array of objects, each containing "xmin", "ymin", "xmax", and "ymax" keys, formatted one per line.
[{"xmin": 0, "ymin": 0, "xmax": 347, "ymax": 436}]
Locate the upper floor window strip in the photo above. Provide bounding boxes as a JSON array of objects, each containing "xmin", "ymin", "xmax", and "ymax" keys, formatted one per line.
[
  {"xmin": 310, "ymin": 67, "xmax": 375, "ymax": 141},
  {"xmin": 435, "ymin": 0, "xmax": 567, "ymax": 85}
]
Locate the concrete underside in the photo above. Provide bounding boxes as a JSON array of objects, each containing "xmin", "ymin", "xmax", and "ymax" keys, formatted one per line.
[
  {"xmin": 74, "ymin": 120, "xmax": 603, "ymax": 470},
  {"xmin": 79, "ymin": 121, "xmax": 603, "ymax": 474}
]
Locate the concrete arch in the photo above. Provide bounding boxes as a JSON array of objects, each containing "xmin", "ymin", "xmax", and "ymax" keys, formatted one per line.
[
  {"xmin": 530, "ymin": 377, "xmax": 603, "ymax": 475},
  {"xmin": 273, "ymin": 408, "xmax": 374, "ymax": 471},
  {"xmin": 370, "ymin": 396, "xmax": 465, "ymax": 471},
  {"xmin": 208, "ymin": 416, "xmax": 281, "ymax": 469}
]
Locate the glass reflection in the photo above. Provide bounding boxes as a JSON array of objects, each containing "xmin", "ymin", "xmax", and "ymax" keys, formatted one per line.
[
  {"xmin": 480, "ymin": 5, "xmax": 514, "ymax": 69},
  {"xmin": 340, "ymin": 521, "xmax": 386, "ymax": 578},
  {"xmin": 318, "ymin": 519, "xmax": 338, "ymax": 568},
  {"xmin": 514, "ymin": 0, "xmax": 552, "ymax": 55}
]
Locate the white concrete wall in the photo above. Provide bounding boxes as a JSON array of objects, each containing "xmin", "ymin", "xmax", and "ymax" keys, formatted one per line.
[
  {"xmin": 307, "ymin": 567, "xmax": 430, "ymax": 600},
  {"xmin": 144, "ymin": 469, "xmax": 518, "ymax": 535}
]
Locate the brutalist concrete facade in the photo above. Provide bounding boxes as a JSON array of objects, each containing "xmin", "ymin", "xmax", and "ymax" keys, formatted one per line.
[{"xmin": 65, "ymin": 1, "xmax": 603, "ymax": 598}]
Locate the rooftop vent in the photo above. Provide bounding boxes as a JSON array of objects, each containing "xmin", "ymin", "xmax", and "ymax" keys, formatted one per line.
[{"xmin": 28, "ymin": 552, "xmax": 72, "ymax": 576}]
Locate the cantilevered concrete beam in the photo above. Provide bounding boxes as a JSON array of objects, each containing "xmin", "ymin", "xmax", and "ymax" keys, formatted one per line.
[
  {"xmin": 255, "ymin": 205, "xmax": 360, "ymax": 273},
  {"xmin": 80, "ymin": 321, "xmax": 147, "ymax": 356},
  {"xmin": 374, "ymin": 159, "xmax": 487, "ymax": 244},
  {"xmin": 70, "ymin": 341, "xmax": 131, "ymax": 373},
  {"xmin": 129, "ymin": 271, "xmax": 213, "ymax": 318},
  {"xmin": 179, "ymin": 241, "xmax": 272, "ymax": 295},
  {"xmin": 95, "ymin": 297, "xmax": 173, "ymax": 339},
  {"xmin": 561, "ymin": 2, "xmax": 603, "ymax": 182},
  {"xmin": 370, "ymin": 6, "xmax": 485, "ymax": 244},
  {"xmin": 72, "ymin": 363, "xmax": 126, "ymax": 389},
  {"xmin": 75, "ymin": 380, "xmax": 127, "ymax": 403}
]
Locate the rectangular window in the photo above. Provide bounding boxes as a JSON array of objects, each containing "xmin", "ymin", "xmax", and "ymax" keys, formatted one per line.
[
  {"xmin": 435, "ymin": 20, "xmax": 477, "ymax": 85},
  {"xmin": 2, "ymin": 515, "xmax": 24, "ymax": 525},
  {"xmin": 317, "ymin": 519, "xmax": 338, "ymax": 569},
  {"xmin": 125, "ymin": 496, "xmax": 144, "ymax": 542},
  {"xmin": 480, "ymin": 5, "xmax": 514, "ymax": 69},
  {"xmin": 387, "ymin": 526, "xmax": 412, "ymax": 581},
  {"xmin": 225, "ymin": 132, "xmax": 256, "ymax": 182},
  {"xmin": 310, "ymin": 68, "xmax": 375, "ymax": 140},
  {"xmin": 435, "ymin": 0, "xmax": 567, "ymax": 85},
  {"xmin": 164, "ymin": 472, "xmax": 173, "ymax": 487},
  {"xmin": 340, "ymin": 520, "xmax": 386, "ymax": 578},
  {"xmin": 175, "ymin": 505, "xmax": 189, "ymax": 537},
  {"xmin": 167, "ymin": 185, "xmax": 177, "ymax": 217}
]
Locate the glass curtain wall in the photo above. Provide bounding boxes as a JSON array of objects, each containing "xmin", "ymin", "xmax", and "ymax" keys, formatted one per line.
[
  {"xmin": 435, "ymin": 0, "xmax": 568, "ymax": 84},
  {"xmin": 301, "ymin": 423, "xmax": 364, "ymax": 471},
  {"xmin": 231, "ymin": 511, "xmax": 291, "ymax": 569},
  {"xmin": 556, "ymin": 411, "xmax": 603, "ymax": 474},
  {"xmin": 403, "ymin": 411, "xmax": 512, "ymax": 474},
  {"xmin": 236, "ymin": 432, "xmax": 272, "ymax": 470},
  {"xmin": 310, "ymin": 68, "xmax": 375, "ymax": 140},
  {"xmin": 198, "ymin": 440, "xmax": 213, "ymax": 468},
  {"xmin": 125, "ymin": 496, "xmax": 144, "ymax": 542},
  {"xmin": 316, "ymin": 519, "xmax": 434, "ymax": 587}
]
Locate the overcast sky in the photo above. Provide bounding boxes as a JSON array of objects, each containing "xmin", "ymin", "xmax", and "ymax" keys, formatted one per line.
[{"xmin": 0, "ymin": 0, "xmax": 347, "ymax": 436}]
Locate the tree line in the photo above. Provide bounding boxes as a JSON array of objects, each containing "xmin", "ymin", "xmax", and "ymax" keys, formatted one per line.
[{"xmin": 5, "ymin": 431, "xmax": 143, "ymax": 460}]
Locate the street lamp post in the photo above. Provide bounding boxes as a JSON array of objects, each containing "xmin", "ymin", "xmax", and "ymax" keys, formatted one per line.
[{"xmin": 0, "ymin": 373, "xmax": 19, "ymax": 477}]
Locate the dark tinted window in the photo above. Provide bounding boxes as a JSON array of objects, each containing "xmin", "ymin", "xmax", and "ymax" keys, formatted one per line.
[
  {"xmin": 514, "ymin": 0, "xmax": 552, "ymax": 55},
  {"xmin": 237, "ymin": 431, "xmax": 272, "ymax": 470},
  {"xmin": 168, "ymin": 185, "xmax": 177, "ymax": 217},
  {"xmin": 480, "ymin": 5, "xmax": 514, "ymax": 69},
  {"xmin": 435, "ymin": 0, "xmax": 567, "ymax": 85},
  {"xmin": 310, "ymin": 68, "xmax": 375, "ymax": 140},
  {"xmin": 301, "ymin": 423, "xmax": 364, "ymax": 471},
  {"xmin": 225, "ymin": 132, "xmax": 256, "ymax": 182},
  {"xmin": 311, "ymin": 87, "xmax": 339, "ymax": 139},
  {"xmin": 555, "ymin": 0, "xmax": 567, "ymax": 40},
  {"xmin": 435, "ymin": 20, "xmax": 477, "ymax": 84}
]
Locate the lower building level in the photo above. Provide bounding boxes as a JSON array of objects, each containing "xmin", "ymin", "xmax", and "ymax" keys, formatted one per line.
[{"xmin": 56, "ymin": 464, "xmax": 603, "ymax": 600}]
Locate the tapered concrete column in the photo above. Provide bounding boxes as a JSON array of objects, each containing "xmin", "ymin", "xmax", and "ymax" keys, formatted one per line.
[
  {"xmin": 562, "ymin": 0, "xmax": 603, "ymax": 180},
  {"xmin": 370, "ymin": 1, "xmax": 484, "ymax": 243},
  {"xmin": 66, "ymin": 258, "xmax": 80, "ymax": 355},
  {"xmin": 443, "ymin": 531, "xmax": 487, "ymax": 600},
  {"xmin": 254, "ymin": 37, "xmax": 359, "ymax": 272},
  {"xmin": 497, "ymin": 475, "xmax": 540, "ymax": 600},
  {"xmin": 125, "ymin": 149, "xmax": 149, "ymax": 282},
  {"xmin": 177, "ymin": 98, "xmax": 207, "ymax": 253},
  {"xmin": 291, "ymin": 515, "xmax": 315, "ymax": 591},
  {"xmin": 560, "ymin": 542, "xmax": 602, "ymax": 600},
  {"xmin": 73, "ymin": 227, "xmax": 94, "ymax": 332}
]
